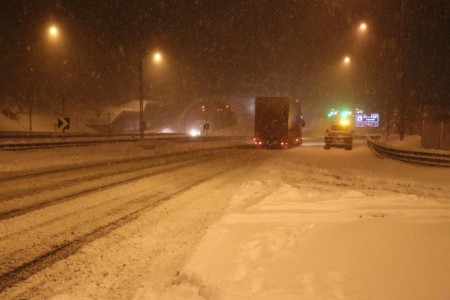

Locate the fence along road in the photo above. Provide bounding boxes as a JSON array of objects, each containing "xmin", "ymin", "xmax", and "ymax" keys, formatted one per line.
[{"xmin": 367, "ymin": 137, "xmax": 450, "ymax": 167}]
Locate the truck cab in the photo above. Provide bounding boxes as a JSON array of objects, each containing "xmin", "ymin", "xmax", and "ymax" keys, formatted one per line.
[{"xmin": 324, "ymin": 122, "xmax": 353, "ymax": 150}]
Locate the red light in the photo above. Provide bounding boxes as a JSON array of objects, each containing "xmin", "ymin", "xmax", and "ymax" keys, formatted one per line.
[{"xmin": 201, "ymin": 105, "xmax": 206, "ymax": 112}]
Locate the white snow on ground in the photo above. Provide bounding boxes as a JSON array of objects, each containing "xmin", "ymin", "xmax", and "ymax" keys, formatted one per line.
[
  {"xmin": 131, "ymin": 146, "xmax": 450, "ymax": 300},
  {"xmin": 1, "ymin": 138, "xmax": 450, "ymax": 300},
  {"xmin": 0, "ymin": 138, "xmax": 246, "ymax": 174},
  {"xmin": 385, "ymin": 134, "xmax": 422, "ymax": 149},
  {"xmin": 378, "ymin": 134, "xmax": 448, "ymax": 155}
]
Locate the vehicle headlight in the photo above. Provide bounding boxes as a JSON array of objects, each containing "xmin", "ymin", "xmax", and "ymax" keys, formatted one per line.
[{"xmin": 190, "ymin": 129, "xmax": 201, "ymax": 137}]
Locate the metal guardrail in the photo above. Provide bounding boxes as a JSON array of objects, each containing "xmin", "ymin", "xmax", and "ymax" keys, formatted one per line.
[
  {"xmin": 0, "ymin": 131, "xmax": 180, "ymax": 139},
  {"xmin": 0, "ymin": 139, "xmax": 140, "ymax": 150},
  {"xmin": 0, "ymin": 135, "xmax": 252, "ymax": 151},
  {"xmin": 367, "ymin": 138, "xmax": 450, "ymax": 167}
]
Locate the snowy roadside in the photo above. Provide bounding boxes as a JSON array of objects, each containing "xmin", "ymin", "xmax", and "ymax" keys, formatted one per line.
[
  {"xmin": 1, "ymin": 151, "xmax": 264, "ymax": 300},
  {"xmin": 134, "ymin": 146, "xmax": 450, "ymax": 300},
  {"xmin": 2, "ymin": 143, "xmax": 449, "ymax": 300},
  {"xmin": 382, "ymin": 134, "xmax": 449, "ymax": 155},
  {"xmin": 0, "ymin": 139, "xmax": 248, "ymax": 174}
]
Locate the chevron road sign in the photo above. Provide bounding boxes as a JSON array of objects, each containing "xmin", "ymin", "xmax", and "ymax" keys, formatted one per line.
[{"xmin": 58, "ymin": 117, "xmax": 70, "ymax": 130}]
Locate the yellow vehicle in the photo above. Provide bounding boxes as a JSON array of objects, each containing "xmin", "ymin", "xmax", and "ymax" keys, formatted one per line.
[{"xmin": 324, "ymin": 122, "xmax": 353, "ymax": 150}]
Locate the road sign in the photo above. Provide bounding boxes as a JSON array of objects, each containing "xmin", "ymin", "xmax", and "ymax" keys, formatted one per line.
[
  {"xmin": 355, "ymin": 113, "xmax": 379, "ymax": 127},
  {"xmin": 58, "ymin": 117, "xmax": 70, "ymax": 130}
]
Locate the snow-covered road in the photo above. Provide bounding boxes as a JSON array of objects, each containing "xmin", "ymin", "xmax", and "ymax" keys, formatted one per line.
[{"xmin": 1, "ymin": 140, "xmax": 449, "ymax": 299}]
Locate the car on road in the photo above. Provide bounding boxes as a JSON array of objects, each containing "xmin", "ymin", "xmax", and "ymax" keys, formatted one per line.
[{"xmin": 324, "ymin": 122, "xmax": 353, "ymax": 150}]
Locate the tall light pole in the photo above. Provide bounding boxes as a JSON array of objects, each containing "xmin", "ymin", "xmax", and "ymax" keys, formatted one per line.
[
  {"xmin": 47, "ymin": 24, "xmax": 69, "ymax": 138},
  {"xmin": 399, "ymin": 0, "xmax": 405, "ymax": 141},
  {"xmin": 139, "ymin": 51, "xmax": 162, "ymax": 139},
  {"xmin": 47, "ymin": 25, "xmax": 62, "ymax": 109},
  {"xmin": 29, "ymin": 24, "xmax": 61, "ymax": 133},
  {"xmin": 47, "ymin": 25, "xmax": 66, "ymax": 120},
  {"xmin": 138, "ymin": 49, "xmax": 144, "ymax": 138},
  {"xmin": 358, "ymin": 22, "xmax": 369, "ymax": 103},
  {"xmin": 29, "ymin": 68, "xmax": 34, "ymax": 132}
]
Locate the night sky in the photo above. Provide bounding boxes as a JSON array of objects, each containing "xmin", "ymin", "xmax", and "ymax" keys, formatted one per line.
[{"xmin": 0, "ymin": 0, "xmax": 448, "ymax": 116}]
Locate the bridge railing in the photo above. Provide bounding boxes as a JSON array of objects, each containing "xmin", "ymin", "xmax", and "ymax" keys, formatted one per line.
[{"xmin": 367, "ymin": 137, "xmax": 450, "ymax": 167}]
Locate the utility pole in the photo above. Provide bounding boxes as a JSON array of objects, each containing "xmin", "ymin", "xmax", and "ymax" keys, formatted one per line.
[
  {"xmin": 62, "ymin": 97, "xmax": 66, "ymax": 141},
  {"xmin": 139, "ymin": 48, "xmax": 145, "ymax": 139},
  {"xmin": 29, "ymin": 92, "xmax": 33, "ymax": 132},
  {"xmin": 399, "ymin": 0, "xmax": 405, "ymax": 141},
  {"xmin": 62, "ymin": 97, "xmax": 65, "ymax": 117},
  {"xmin": 205, "ymin": 112, "xmax": 208, "ymax": 137},
  {"xmin": 29, "ymin": 67, "xmax": 34, "ymax": 133},
  {"xmin": 108, "ymin": 112, "xmax": 111, "ymax": 136}
]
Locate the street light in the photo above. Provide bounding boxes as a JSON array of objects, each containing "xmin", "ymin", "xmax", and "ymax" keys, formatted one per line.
[
  {"xmin": 48, "ymin": 25, "xmax": 59, "ymax": 38},
  {"xmin": 343, "ymin": 56, "xmax": 351, "ymax": 64},
  {"xmin": 357, "ymin": 22, "xmax": 369, "ymax": 103},
  {"xmin": 47, "ymin": 23, "xmax": 69, "ymax": 137},
  {"xmin": 29, "ymin": 24, "xmax": 61, "ymax": 132},
  {"xmin": 139, "ymin": 50, "xmax": 162, "ymax": 138},
  {"xmin": 153, "ymin": 52, "xmax": 162, "ymax": 62},
  {"xmin": 359, "ymin": 22, "xmax": 367, "ymax": 32},
  {"xmin": 399, "ymin": 0, "xmax": 405, "ymax": 141},
  {"xmin": 46, "ymin": 24, "xmax": 66, "ymax": 117}
]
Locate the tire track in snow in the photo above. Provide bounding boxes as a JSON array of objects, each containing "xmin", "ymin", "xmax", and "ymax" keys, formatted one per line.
[
  {"xmin": 0, "ymin": 152, "xmax": 246, "ymax": 292},
  {"xmin": 0, "ymin": 148, "xmax": 237, "ymax": 220}
]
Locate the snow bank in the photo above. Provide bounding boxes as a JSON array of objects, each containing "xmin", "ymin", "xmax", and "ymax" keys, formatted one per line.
[
  {"xmin": 136, "ymin": 147, "xmax": 450, "ymax": 300},
  {"xmin": 2, "ymin": 142, "xmax": 449, "ymax": 300},
  {"xmin": 385, "ymin": 134, "xmax": 422, "ymax": 149}
]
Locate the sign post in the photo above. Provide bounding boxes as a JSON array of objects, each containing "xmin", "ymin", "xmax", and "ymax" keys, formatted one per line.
[{"xmin": 57, "ymin": 117, "xmax": 70, "ymax": 140}]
